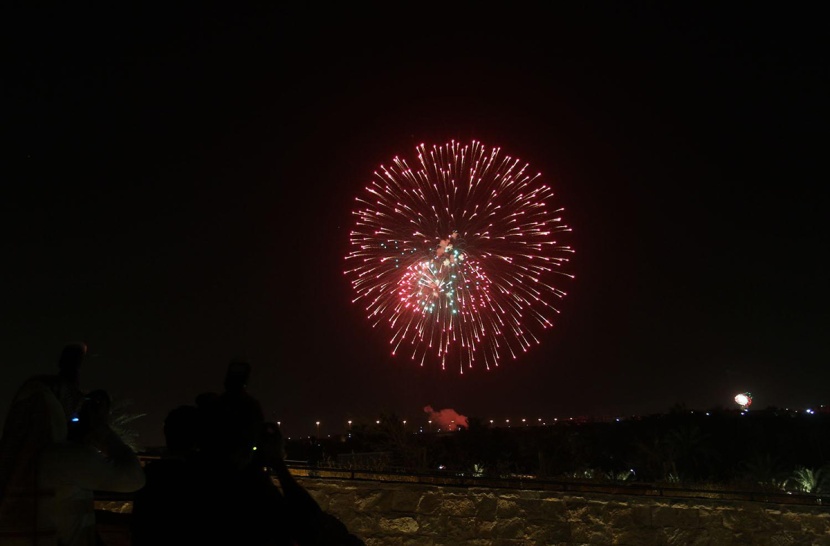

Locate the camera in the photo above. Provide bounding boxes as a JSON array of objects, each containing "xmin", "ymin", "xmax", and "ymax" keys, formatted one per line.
[{"xmin": 69, "ymin": 390, "xmax": 110, "ymax": 427}]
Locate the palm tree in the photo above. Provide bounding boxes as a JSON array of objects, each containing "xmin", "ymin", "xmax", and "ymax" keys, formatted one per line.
[
  {"xmin": 738, "ymin": 452, "xmax": 788, "ymax": 491},
  {"xmin": 632, "ymin": 423, "xmax": 716, "ymax": 483},
  {"xmin": 786, "ymin": 466, "xmax": 830, "ymax": 494},
  {"xmin": 108, "ymin": 397, "xmax": 146, "ymax": 452},
  {"xmin": 632, "ymin": 435, "xmax": 673, "ymax": 482},
  {"xmin": 663, "ymin": 423, "xmax": 716, "ymax": 483}
]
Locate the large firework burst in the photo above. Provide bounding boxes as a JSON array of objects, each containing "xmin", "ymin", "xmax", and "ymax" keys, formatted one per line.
[{"xmin": 344, "ymin": 140, "xmax": 574, "ymax": 373}]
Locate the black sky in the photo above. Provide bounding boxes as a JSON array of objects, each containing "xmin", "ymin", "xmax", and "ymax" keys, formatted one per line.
[{"xmin": 3, "ymin": 3, "xmax": 828, "ymax": 447}]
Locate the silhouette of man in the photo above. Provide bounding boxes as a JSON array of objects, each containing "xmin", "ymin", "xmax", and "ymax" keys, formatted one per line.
[
  {"xmin": 0, "ymin": 343, "xmax": 145, "ymax": 546},
  {"xmin": 131, "ymin": 405, "xmax": 205, "ymax": 546}
]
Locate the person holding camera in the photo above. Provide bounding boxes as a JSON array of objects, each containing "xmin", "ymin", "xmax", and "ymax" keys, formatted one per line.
[
  {"xmin": 132, "ymin": 360, "xmax": 364, "ymax": 545},
  {"xmin": 0, "ymin": 343, "xmax": 145, "ymax": 546}
]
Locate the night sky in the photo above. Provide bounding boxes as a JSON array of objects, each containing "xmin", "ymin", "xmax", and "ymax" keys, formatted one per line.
[{"xmin": 3, "ymin": 4, "xmax": 828, "ymax": 447}]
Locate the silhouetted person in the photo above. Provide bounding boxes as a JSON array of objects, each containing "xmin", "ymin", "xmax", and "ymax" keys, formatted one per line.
[
  {"xmin": 203, "ymin": 361, "xmax": 265, "ymax": 460},
  {"xmin": 131, "ymin": 405, "xmax": 205, "ymax": 546},
  {"xmin": 58, "ymin": 343, "xmax": 85, "ymax": 393},
  {"xmin": 194, "ymin": 390, "xmax": 219, "ymax": 411},
  {"xmin": 135, "ymin": 359, "xmax": 364, "ymax": 545},
  {"xmin": 0, "ymin": 343, "xmax": 145, "ymax": 546},
  {"xmin": 255, "ymin": 422, "xmax": 366, "ymax": 546},
  {"xmin": 195, "ymin": 361, "xmax": 313, "ymax": 544}
]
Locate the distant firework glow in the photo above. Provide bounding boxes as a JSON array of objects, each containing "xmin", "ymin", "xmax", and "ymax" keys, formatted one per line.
[
  {"xmin": 735, "ymin": 392, "xmax": 753, "ymax": 409},
  {"xmin": 344, "ymin": 140, "xmax": 574, "ymax": 373}
]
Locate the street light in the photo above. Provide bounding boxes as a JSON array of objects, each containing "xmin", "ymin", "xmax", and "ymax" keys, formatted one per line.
[{"xmin": 316, "ymin": 421, "xmax": 320, "ymax": 437}]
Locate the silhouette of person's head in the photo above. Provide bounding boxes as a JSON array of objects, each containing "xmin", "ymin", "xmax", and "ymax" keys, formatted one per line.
[
  {"xmin": 163, "ymin": 405, "xmax": 204, "ymax": 458},
  {"xmin": 38, "ymin": 342, "xmax": 89, "ymax": 422},
  {"xmin": 223, "ymin": 360, "xmax": 251, "ymax": 394},
  {"xmin": 58, "ymin": 343, "xmax": 87, "ymax": 386},
  {"xmin": 199, "ymin": 361, "xmax": 265, "ymax": 468}
]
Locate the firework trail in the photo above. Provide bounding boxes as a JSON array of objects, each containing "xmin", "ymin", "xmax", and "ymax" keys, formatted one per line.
[{"xmin": 344, "ymin": 140, "xmax": 574, "ymax": 373}]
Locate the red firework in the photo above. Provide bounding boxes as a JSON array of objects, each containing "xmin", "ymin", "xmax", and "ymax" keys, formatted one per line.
[{"xmin": 344, "ymin": 140, "xmax": 574, "ymax": 373}]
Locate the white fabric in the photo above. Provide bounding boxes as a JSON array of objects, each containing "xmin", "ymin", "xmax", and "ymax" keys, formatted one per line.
[
  {"xmin": 0, "ymin": 377, "xmax": 145, "ymax": 546},
  {"xmin": 39, "ymin": 437, "xmax": 145, "ymax": 546}
]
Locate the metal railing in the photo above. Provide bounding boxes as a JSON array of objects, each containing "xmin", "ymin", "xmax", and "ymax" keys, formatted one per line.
[{"xmin": 104, "ymin": 457, "xmax": 827, "ymax": 508}]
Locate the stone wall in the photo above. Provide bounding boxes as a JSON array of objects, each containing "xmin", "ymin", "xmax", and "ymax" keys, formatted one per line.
[
  {"xmin": 96, "ymin": 475, "xmax": 830, "ymax": 545},
  {"xmin": 297, "ymin": 477, "xmax": 830, "ymax": 546}
]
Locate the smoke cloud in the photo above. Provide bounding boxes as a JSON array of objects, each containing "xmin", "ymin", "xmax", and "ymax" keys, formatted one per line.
[{"xmin": 423, "ymin": 405, "xmax": 469, "ymax": 431}]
